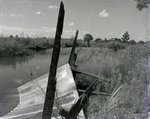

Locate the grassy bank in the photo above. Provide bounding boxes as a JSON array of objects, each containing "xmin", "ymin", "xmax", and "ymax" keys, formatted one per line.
[
  {"xmin": 27, "ymin": 45, "xmax": 149, "ymax": 118},
  {"xmin": 0, "ymin": 37, "xmax": 53, "ymax": 56},
  {"xmin": 73, "ymin": 46, "xmax": 149, "ymax": 119},
  {"xmin": 0, "ymin": 36, "xmax": 139, "ymax": 57}
]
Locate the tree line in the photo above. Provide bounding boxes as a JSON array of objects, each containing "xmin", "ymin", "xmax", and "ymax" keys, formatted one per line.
[{"xmin": 83, "ymin": 31, "xmax": 146, "ymax": 47}]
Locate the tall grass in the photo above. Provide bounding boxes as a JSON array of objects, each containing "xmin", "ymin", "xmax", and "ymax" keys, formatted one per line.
[{"xmin": 74, "ymin": 44, "xmax": 149, "ymax": 119}]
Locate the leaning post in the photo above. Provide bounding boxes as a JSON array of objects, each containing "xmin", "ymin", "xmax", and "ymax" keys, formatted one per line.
[
  {"xmin": 42, "ymin": 1, "xmax": 65, "ymax": 119},
  {"xmin": 68, "ymin": 30, "xmax": 79, "ymax": 67}
]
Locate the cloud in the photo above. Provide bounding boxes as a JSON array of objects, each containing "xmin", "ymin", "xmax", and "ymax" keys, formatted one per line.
[
  {"xmin": 109, "ymin": 32, "xmax": 114, "ymax": 35},
  {"xmin": 2, "ymin": 26, "xmax": 38, "ymax": 32},
  {"xmin": 36, "ymin": 12, "xmax": 41, "ymax": 15},
  {"xmin": 99, "ymin": 10, "xmax": 109, "ymax": 18},
  {"xmin": 69, "ymin": 22, "xmax": 74, "ymax": 26},
  {"xmin": 48, "ymin": 5, "xmax": 58, "ymax": 9},
  {"xmin": 3, "ymin": 26, "xmax": 24, "ymax": 31},
  {"xmin": 10, "ymin": 14, "xmax": 25, "ymax": 17},
  {"xmin": 63, "ymin": 29, "xmax": 75, "ymax": 35},
  {"xmin": 42, "ymin": 13, "xmax": 46, "ymax": 15},
  {"xmin": 42, "ymin": 27, "xmax": 56, "ymax": 32}
]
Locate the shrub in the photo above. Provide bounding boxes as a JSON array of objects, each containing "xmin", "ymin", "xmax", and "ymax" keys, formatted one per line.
[{"xmin": 108, "ymin": 42, "xmax": 126, "ymax": 52}]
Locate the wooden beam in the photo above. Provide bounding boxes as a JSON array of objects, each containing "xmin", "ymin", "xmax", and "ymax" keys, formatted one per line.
[
  {"xmin": 42, "ymin": 2, "xmax": 65, "ymax": 119},
  {"xmin": 71, "ymin": 66, "xmax": 107, "ymax": 81},
  {"xmin": 68, "ymin": 30, "xmax": 79, "ymax": 67},
  {"xmin": 67, "ymin": 79, "xmax": 98, "ymax": 119},
  {"xmin": 78, "ymin": 89, "xmax": 110, "ymax": 96}
]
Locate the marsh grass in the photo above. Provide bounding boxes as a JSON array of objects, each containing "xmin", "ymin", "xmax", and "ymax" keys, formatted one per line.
[
  {"xmin": 75, "ymin": 45, "xmax": 149, "ymax": 119},
  {"xmin": 24, "ymin": 42, "xmax": 149, "ymax": 118}
]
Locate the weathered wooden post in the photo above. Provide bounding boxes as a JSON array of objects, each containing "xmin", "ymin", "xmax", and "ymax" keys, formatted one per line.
[
  {"xmin": 42, "ymin": 1, "xmax": 65, "ymax": 119},
  {"xmin": 68, "ymin": 30, "xmax": 79, "ymax": 67},
  {"xmin": 67, "ymin": 79, "xmax": 98, "ymax": 119}
]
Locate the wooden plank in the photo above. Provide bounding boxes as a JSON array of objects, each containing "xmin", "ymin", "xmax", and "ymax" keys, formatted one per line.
[
  {"xmin": 0, "ymin": 64, "xmax": 85, "ymax": 119},
  {"xmin": 71, "ymin": 66, "xmax": 107, "ymax": 81},
  {"xmin": 42, "ymin": 1, "xmax": 65, "ymax": 119},
  {"xmin": 71, "ymin": 66, "xmax": 99, "ymax": 79},
  {"xmin": 78, "ymin": 89, "xmax": 110, "ymax": 96}
]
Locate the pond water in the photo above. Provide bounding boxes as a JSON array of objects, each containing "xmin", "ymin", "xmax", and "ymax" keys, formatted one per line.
[{"xmin": 0, "ymin": 49, "xmax": 69, "ymax": 116}]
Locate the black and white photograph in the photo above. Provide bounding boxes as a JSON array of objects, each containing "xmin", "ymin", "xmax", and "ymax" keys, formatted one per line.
[{"xmin": 0, "ymin": 0, "xmax": 149, "ymax": 119}]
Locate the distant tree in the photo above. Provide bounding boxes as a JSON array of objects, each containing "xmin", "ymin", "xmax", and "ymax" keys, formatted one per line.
[
  {"xmin": 83, "ymin": 34, "xmax": 93, "ymax": 47},
  {"xmin": 135, "ymin": 0, "xmax": 150, "ymax": 10},
  {"xmin": 114, "ymin": 38, "xmax": 122, "ymax": 42},
  {"xmin": 129, "ymin": 40, "xmax": 136, "ymax": 45},
  {"xmin": 16, "ymin": 35, "xmax": 18, "ymax": 38},
  {"xmin": 109, "ymin": 38, "xmax": 115, "ymax": 42},
  {"xmin": 10, "ymin": 35, "xmax": 13, "ymax": 38},
  {"xmin": 121, "ymin": 31, "xmax": 130, "ymax": 43},
  {"xmin": 104, "ymin": 38, "xmax": 109, "ymax": 42},
  {"xmin": 138, "ymin": 40, "xmax": 145, "ymax": 44},
  {"xmin": 95, "ymin": 38, "xmax": 102, "ymax": 43}
]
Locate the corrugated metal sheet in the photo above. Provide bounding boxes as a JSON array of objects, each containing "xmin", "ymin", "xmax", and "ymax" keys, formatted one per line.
[{"xmin": 0, "ymin": 64, "xmax": 84, "ymax": 119}]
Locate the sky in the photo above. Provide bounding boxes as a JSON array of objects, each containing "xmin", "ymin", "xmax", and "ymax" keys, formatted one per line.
[{"xmin": 0, "ymin": 0, "xmax": 149, "ymax": 41}]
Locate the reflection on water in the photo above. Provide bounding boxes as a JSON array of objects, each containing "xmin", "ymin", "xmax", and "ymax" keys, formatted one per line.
[{"xmin": 0, "ymin": 49, "xmax": 69, "ymax": 101}]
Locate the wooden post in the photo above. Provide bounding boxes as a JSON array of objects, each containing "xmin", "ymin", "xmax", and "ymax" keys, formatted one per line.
[
  {"xmin": 68, "ymin": 30, "xmax": 79, "ymax": 67},
  {"xmin": 67, "ymin": 79, "xmax": 98, "ymax": 119},
  {"xmin": 42, "ymin": 1, "xmax": 65, "ymax": 119}
]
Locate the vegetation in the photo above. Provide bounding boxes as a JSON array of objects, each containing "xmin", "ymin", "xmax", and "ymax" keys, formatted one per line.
[
  {"xmin": 0, "ymin": 31, "xmax": 148, "ymax": 57},
  {"xmin": 83, "ymin": 34, "xmax": 93, "ymax": 47},
  {"xmin": 74, "ymin": 45, "xmax": 149, "ymax": 119},
  {"xmin": 135, "ymin": 0, "xmax": 150, "ymax": 10},
  {"xmin": 121, "ymin": 31, "xmax": 130, "ymax": 43}
]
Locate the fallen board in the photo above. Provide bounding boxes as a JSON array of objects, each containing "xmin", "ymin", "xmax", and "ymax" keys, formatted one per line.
[{"xmin": 0, "ymin": 63, "xmax": 84, "ymax": 119}]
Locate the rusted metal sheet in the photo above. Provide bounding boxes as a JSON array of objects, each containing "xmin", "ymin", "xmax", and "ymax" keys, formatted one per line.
[{"xmin": 0, "ymin": 64, "xmax": 84, "ymax": 119}]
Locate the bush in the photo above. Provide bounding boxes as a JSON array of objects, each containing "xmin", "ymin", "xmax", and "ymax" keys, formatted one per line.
[{"xmin": 108, "ymin": 42, "xmax": 126, "ymax": 51}]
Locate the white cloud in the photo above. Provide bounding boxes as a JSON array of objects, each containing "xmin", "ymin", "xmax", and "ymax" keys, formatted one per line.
[
  {"xmin": 109, "ymin": 32, "xmax": 114, "ymax": 35},
  {"xmin": 69, "ymin": 22, "xmax": 74, "ymax": 26},
  {"xmin": 42, "ymin": 13, "xmax": 46, "ymax": 15},
  {"xmin": 64, "ymin": 29, "xmax": 76, "ymax": 34},
  {"xmin": 2, "ymin": 26, "xmax": 38, "ymax": 32},
  {"xmin": 30, "ymin": 32, "xmax": 35, "ymax": 35},
  {"xmin": 10, "ymin": 14, "xmax": 16, "ymax": 17},
  {"xmin": 99, "ymin": 10, "xmax": 109, "ymax": 18},
  {"xmin": 36, "ymin": 12, "xmax": 41, "ymax": 15},
  {"xmin": 42, "ymin": 27, "xmax": 56, "ymax": 32},
  {"xmin": 48, "ymin": 5, "xmax": 58, "ymax": 9},
  {"xmin": 3, "ymin": 26, "xmax": 24, "ymax": 31},
  {"xmin": 10, "ymin": 14, "xmax": 24, "ymax": 17}
]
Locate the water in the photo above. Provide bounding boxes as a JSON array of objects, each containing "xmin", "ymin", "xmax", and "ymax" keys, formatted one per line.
[{"xmin": 0, "ymin": 49, "xmax": 69, "ymax": 116}]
